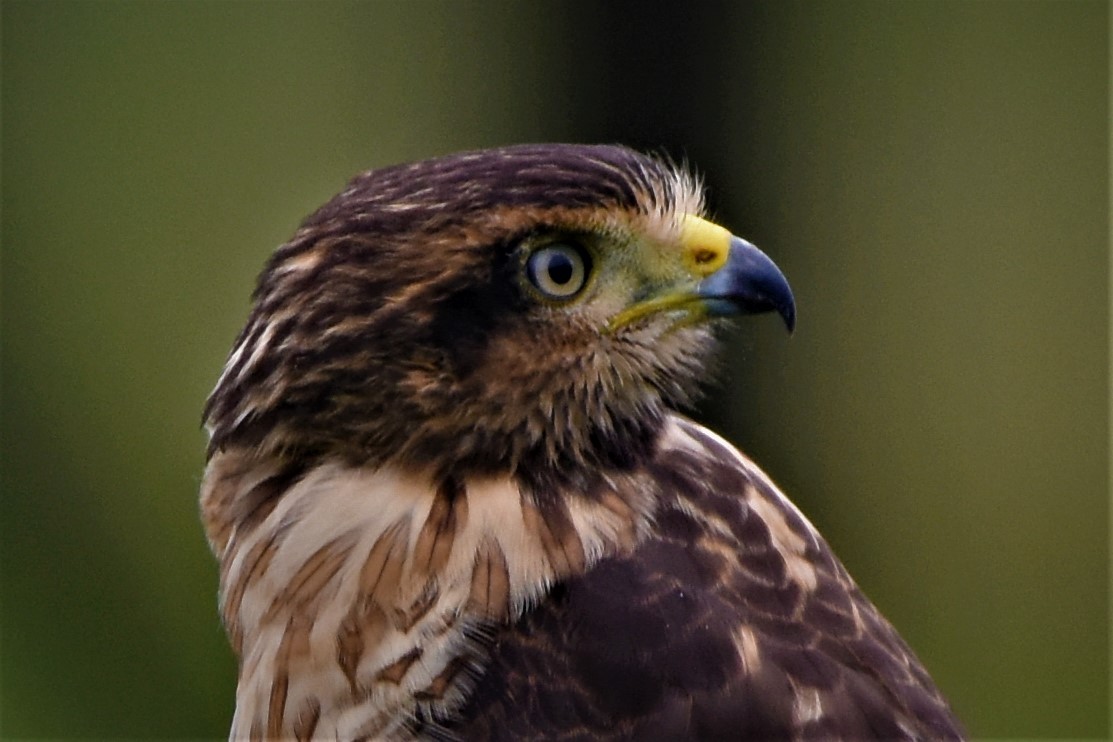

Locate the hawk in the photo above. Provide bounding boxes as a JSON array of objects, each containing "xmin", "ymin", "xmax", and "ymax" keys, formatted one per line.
[{"xmin": 201, "ymin": 144, "xmax": 963, "ymax": 740}]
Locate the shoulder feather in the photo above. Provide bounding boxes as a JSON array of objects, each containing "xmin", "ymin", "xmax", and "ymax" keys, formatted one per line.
[{"xmin": 447, "ymin": 415, "xmax": 964, "ymax": 740}]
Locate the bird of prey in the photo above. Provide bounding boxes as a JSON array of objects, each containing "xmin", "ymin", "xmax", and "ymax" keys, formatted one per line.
[{"xmin": 200, "ymin": 143, "xmax": 963, "ymax": 740}]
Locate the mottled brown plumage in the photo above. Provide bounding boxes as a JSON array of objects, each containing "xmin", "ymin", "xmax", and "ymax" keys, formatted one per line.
[
  {"xmin": 203, "ymin": 145, "xmax": 706, "ymax": 477},
  {"xmin": 447, "ymin": 421, "xmax": 959, "ymax": 740},
  {"xmin": 201, "ymin": 143, "xmax": 963, "ymax": 740}
]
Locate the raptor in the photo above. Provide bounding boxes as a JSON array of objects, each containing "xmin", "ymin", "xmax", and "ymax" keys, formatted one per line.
[{"xmin": 201, "ymin": 143, "xmax": 962, "ymax": 740}]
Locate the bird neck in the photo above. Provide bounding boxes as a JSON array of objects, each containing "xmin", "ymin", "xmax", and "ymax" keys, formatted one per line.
[{"xmin": 200, "ymin": 442, "xmax": 662, "ymax": 737}]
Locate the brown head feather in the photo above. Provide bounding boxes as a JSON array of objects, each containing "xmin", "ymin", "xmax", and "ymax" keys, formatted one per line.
[{"xmin": 204, "ymin": 144, "xmax": 708, "ymax": 479}]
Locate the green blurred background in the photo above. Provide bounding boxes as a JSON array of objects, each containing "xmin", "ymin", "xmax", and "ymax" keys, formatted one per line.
[{"xmin": 2, "ymin": 1, "xmax": 1107, "ymax": 738}]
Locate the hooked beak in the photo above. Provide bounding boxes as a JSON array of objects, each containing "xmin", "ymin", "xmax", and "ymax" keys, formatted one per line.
[
  {"xmin": 606, "ymin": 216, "xmax": 796, "ymax": 334},
  {"xmin": 696, "ymin": 235, "xmax": 796, "ymax": 332}
]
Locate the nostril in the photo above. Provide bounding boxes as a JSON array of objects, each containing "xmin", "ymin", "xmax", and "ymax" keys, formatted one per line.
[
  {"xmin": 692, "ymin": 248, "xmax": 718, "ymax": 266},
  {"xmin": 679, "ymin": 214, "xmax": 731, "ymax": 277}
]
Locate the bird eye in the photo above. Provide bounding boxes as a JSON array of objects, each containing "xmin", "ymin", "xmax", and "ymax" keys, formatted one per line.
[{"xmin": 525, "ymin": 242, "xmax": 591, "ymax": 301}]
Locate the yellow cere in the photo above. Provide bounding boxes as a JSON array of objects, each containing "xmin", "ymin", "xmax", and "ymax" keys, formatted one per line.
[
  {"xmin": 602, "ymin": 215, "xmax": 733, "ymax": 334},
  {"xmin": 678, "ymin": 215, "xmax": 731, "ymax": 278}
]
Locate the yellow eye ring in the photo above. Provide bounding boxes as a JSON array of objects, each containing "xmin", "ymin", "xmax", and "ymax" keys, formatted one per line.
[{"xmin": 525, "ymin": 242, "xmax": 592, "ymax": 301}]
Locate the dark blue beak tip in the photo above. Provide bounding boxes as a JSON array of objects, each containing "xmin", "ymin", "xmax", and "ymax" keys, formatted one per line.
[
  {"xmin": 781, "ymin": 300, "xmax": 797, "ymax": 334},
  {"xmin": 699, "ymin": 236, "xmax": 797, "ymax": 335}
]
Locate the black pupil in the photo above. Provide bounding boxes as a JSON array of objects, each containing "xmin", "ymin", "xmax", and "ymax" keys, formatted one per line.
[{"xmin": 547, "ymin": 252, "xmax": 575, "ymax": 285}]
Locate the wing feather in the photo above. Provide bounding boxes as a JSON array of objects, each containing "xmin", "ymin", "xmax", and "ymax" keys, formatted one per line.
[{"xmin": 445, "ymin": 415, "xmax": 964, "ymax": 740}]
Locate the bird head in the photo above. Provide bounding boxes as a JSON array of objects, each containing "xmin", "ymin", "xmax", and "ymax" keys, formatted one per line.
[{"xmin": 204, "ymin": 144, "xmax": 794, "ymax": 480}]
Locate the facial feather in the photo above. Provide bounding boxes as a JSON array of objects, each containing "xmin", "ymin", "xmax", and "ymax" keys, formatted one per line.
[{"xmin": 204, "ymin": 144, "xmax": 714, "ymax": 477}]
